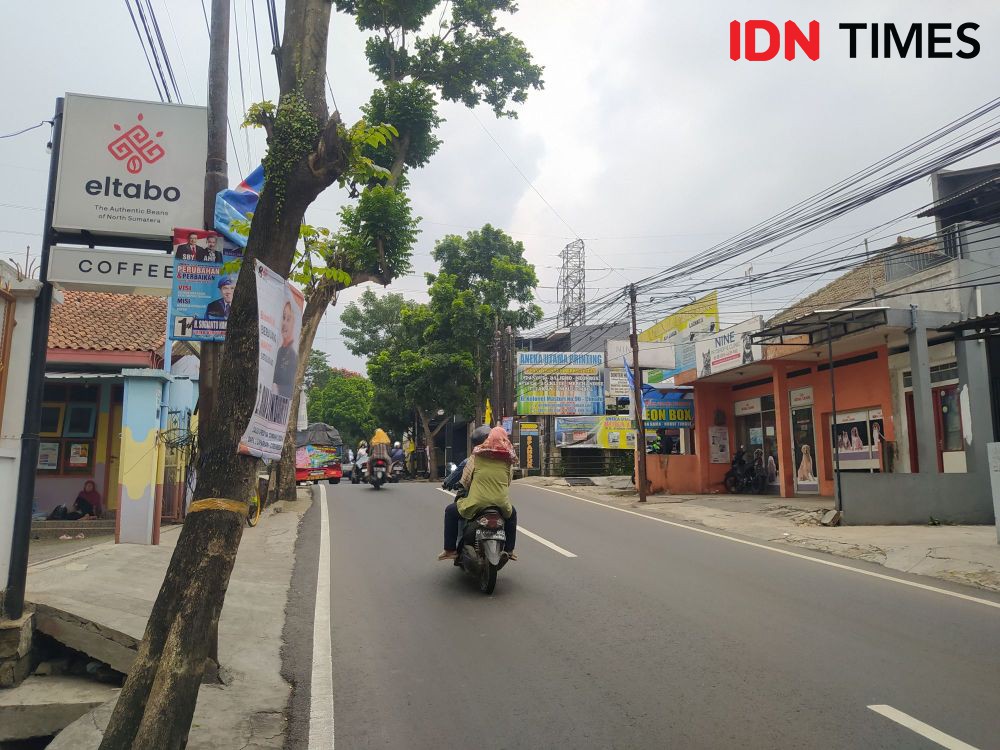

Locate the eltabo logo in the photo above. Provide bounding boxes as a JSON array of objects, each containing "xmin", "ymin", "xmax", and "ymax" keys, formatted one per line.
[
  {"xmin": 85, "ymin": 110, "xmax": 180, "ymax": 203},
  {"xmin": 107, "ymin": 113, "xmax": 165, "ymax": 174}
]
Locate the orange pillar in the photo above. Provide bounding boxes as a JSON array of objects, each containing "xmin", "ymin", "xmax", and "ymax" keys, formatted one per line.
[{"xmin": 772, "ymin": 364, "xmax": 796, "ymax": 498}]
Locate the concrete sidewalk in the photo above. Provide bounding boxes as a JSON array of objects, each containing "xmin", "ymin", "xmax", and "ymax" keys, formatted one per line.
[
  {"xmin": 32, "ymin": 489, "xmax": 311, "ymax": 749},
  {"xmin": 522, "ymin": 476, "xmax": 1000, "ymax": 593}
]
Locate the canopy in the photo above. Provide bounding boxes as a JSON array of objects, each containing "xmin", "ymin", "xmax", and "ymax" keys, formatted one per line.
[{"xmin": 295, "ymin": 423, "xmax": 343, "ymax": 448}]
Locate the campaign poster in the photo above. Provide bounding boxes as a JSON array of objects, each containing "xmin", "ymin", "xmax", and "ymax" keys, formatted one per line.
[
  {"xmin": 239, "ymin": 260, "xmax": 306, "ymax": 461},
  {"xmin": 170, "ymin": 227, "xmax": 242, "ymax": 341}
]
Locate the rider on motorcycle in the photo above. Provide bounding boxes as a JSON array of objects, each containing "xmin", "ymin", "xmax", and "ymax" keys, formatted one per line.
[
  {"xmin": 389, "ymin": 441, "xmax": 405, "ymax": 463},
  {"xmin": 443, "ymin": 425, "xmax": 490, "ymax": 489},
  {"xmin": 367, "ymin": 429, "xmax": 391, "ymax": 479},
  {"xmin": 439, "ymin": 425, "xmax": 518, "ymax": 562}
]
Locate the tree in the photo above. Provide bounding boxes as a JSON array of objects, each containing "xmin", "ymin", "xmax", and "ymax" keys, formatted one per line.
[
  {"xmin": 99, "ymin": 2, "xmax": 396, "ymax": 747},
  {"xmin": 304, "ymin": 349, "xmax": 334, "ymax": 391},
  {"xmin": 425, "ymin": 225, "xmax": 542, "ymax": 422},
  {"xmin": 339, "ymin": 289, "xmax": 409, "ymax": 358},
  {"xmin": 307, "ymin": 369, "xmax": 375, "ymax": 450},
  {"xmin": 270, "ymin": 0, "xmax": 544, "ymax": 499}
]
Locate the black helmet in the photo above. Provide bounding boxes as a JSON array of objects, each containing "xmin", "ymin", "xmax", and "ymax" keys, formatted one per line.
[{"xmin": 471, "ymin": 425, "xmax": 491, "ymax": 446}]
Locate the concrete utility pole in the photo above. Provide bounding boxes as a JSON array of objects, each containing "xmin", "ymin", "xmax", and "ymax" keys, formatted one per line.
[
  {"xmin": 492, "ymin": 326, "xmax": 502, "ymax": 425},
  {"xmin": 199, "ymin": 0, "xmax": 231, "ymax": 447},
  {"xmin": 629, "ymin": 284, "xmax": 648, "ymax": 503}
]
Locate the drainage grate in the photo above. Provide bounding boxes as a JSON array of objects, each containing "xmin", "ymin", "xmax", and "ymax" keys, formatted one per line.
[{"xmin": 564, "ymin": 477, "xmax": 595, "ymax": 487}]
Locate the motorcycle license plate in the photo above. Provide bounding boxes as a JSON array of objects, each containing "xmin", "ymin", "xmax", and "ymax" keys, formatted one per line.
[{"xmin": 476, "ymin": 529, "xmax": 506, "ymax": 541}]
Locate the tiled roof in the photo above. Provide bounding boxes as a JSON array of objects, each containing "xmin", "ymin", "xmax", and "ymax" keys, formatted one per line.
[
  {"xmin": 48, "ymin": 290, "xmax": 166, "ymax": 353},
  {"xmin": 769, "ymin": 237, "xmax": 931, "ymax": 325}
]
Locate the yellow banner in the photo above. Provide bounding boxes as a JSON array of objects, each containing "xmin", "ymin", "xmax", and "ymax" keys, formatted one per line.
[{"xmin": 639, "ymin": 291, "xmax": 719, "ymax": 343}]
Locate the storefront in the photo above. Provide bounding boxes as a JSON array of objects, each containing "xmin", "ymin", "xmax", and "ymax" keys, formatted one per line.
[{"xmin": 732, "ymin": 394, "xmax": 779, "ymax": 492}]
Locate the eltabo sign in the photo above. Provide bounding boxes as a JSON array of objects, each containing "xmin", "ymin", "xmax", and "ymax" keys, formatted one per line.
[
  {"xmin": 48, "ymin": 246, "xmax": 173, "ymax": 296},
  {"xmin": 53, "ymin": 94, "xmax": 207, "ymax": 239}
]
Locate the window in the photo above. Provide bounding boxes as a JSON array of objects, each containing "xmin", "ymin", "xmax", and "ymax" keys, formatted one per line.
[
  {"xmin": 40, "ymin": 404, "xmax": 65, "ymax": 436},
  {"xmin": 903, "ymin": 363, "xmax": 959, "ymax": 389},
  {"xmin": 35, "ymin": 387, "xmax": 103, "ymax": 476},
  {"xmin": 63, "ymin": 403, "xmax": 97, "ymax": 438}
]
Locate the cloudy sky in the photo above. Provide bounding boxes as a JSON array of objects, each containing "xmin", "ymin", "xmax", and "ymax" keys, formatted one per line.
[{"xmin": 2, "ymin": 1, "xmax": 999, "ymax": 372}]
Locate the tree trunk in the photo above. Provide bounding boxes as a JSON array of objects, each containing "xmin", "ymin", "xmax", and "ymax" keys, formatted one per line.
[
  {"xmin": 100, "ymin": 1, "xmax": 341, "ymax": 747},
  {"xmin": 418, "ymin": 408, "xmax": 449, "ymax": 481}
]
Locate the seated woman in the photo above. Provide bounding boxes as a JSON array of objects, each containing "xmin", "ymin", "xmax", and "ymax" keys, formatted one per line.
[
  {"xmin": 66, "ymin": 480, "xmax": 101, "ymax": 520},
  {"xmin": 439, "ymin": 426, "xmax": 518, "ymax": 562}
]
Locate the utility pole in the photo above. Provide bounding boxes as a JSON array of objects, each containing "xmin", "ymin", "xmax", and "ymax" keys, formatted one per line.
[
  {"xmin": 199, "ymin": 0, "xmax": 231, "ymax": 450},
  {"xmin": 629, "ymin": 284, "xmax": 648, "ymax": 503},
  {"xmin": 4, "ymin": 102, "xmax": 62, "ymax": 620},
  {"xmin": 492, "ymin": 326, "xmax": 502, "ymax": 426},
  {"xmin": 201, "ymin": 0, "xmax": 230, "ymax": 671}
]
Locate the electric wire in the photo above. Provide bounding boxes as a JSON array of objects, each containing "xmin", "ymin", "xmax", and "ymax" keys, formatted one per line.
[{"xmin": 125, "ymin": 0, "xmax": 165, "ymax": 102}]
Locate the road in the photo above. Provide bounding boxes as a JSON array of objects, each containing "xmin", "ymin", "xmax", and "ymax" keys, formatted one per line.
[{"xmin": 283, "ymin": 479, "xmax": 1000, "ymax": 749}]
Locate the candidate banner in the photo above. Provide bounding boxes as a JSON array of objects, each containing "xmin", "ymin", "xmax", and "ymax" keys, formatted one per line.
[
  {"xmin": 555, "ymin": 416, "xmax": 637, "ymax": 450},
  {"xmin": 170, "ymin": 227, "xmax": 242, "ymax": 341},
  {"xmin": 695, "ymin": 316, "xmax": 763, "ymax": 378},
  {"xmin": 239, "ymin": 260, "xmax": 306, "ymax": 460},
  {"xmin": 516, "ymin": 351, "xmax": 605, "ymax": 416},
  {"xmin": 640, "ymin": 292, "xmax": 719, "ymax": 384}
]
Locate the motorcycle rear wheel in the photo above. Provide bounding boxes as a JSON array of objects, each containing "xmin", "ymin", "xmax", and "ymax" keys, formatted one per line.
[
  {"xmin": 724, "ymin": 474, "xmax": 740, "ymax": 494},
  {"xmin": 479, "ymin": 562, "xmax": 498, "ymax": 594}
]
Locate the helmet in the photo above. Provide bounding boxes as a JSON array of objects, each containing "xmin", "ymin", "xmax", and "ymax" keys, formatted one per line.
[
  {"xmin": 471, "ymin": 425, "xmax": 491, "ymax": 446},
  {"xmin": 394, "ymin": 441, "xmax": 401, "ymax": 449}
]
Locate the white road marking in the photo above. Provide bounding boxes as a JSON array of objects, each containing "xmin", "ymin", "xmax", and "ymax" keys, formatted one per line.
[
  {"xmin": 528, "ymin": 486, "xmax": 1000, "ymax": 611},
  {"xmin": 518, "ymin": 527, "xmax": 577, "ymax": 557},
  {"xmin": 435, "ymin": 487, "xmax": 577, "ymax": 557},
  {"xmin": 308, "ymin": 484, "xmax": 335, "ymax": 749},
  {"xmin": 868, "ymin": 705, "xmax": 980, "ymax": 749}
]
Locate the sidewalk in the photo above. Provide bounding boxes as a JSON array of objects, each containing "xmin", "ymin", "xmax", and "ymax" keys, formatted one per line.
[
  {"xmin": 30, "ymin": 489, "xmax": 311, "ymax": 749},
  {"xmin": 521, "ymin": 476, "xmax": 1000, "ymax": 593}
]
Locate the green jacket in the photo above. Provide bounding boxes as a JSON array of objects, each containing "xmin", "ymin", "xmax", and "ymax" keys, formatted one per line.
[{"xmin": 457, "ymin": 455, "xmax": 514, "ymax": 519}]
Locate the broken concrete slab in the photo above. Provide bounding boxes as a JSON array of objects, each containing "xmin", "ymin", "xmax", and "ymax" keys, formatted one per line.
[
  {"xmin": 32, "ymin": 604, "xmax": 137, "ymax": 675},
  {"xmin": 0, "ymin": 675, "xmax": 118, "ymax": 742},
  {"xmin": 0, "ymin": 608, "xmax": 34, "ymax": 688}
]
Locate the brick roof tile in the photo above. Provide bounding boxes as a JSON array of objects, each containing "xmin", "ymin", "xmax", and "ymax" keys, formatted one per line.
[{"xmin": 48, "ymin": 290, "xmax": 166, "ymax": 353}]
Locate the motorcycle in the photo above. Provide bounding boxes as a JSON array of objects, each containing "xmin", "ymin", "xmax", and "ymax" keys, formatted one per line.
[
  {"xmin": 724, "ymin": 447, "xmax": 767, "ymax": 494},
  {"xmin": 452, "ymin": 490, "xmax": 508, "ymax": 594},
  {"xmin": 351, "ymin": 455, "xmax": 368, "ymax": 484},
  {"xmin": 389, "ymin": 460, "xmax": 405, "ymax": 483},
  {"xmin": 369, "ymin": 457, "xmax": 388, "ymax": 490}
]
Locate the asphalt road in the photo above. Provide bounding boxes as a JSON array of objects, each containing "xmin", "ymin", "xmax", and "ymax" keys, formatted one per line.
[{"xmin": 285, "ymin": 479, "xmax": 1000, "ymax": 749}]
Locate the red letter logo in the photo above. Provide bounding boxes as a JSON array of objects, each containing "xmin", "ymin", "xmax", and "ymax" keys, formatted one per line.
[
  {"xmin": 784, "ymin": 20, "xmax": 820, "ymax": 60},
  {"xmin": 107, "ymin": 113, "xmax": 165, "ymax": 175},
  {"xmin": 746, "ymin": 20, "xmax": 781, "ymax": 61}
]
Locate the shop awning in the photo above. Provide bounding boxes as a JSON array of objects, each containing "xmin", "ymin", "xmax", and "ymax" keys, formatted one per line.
[
  {"xmin": 753, "ymin": 307, "xmax": 892, "ymax": 347},
  {"xmin": 936, "ymin": 311, "xmax": 1000, "ymax": 334}
]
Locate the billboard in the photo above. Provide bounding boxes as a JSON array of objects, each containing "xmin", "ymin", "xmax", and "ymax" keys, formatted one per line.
[
  {"xmin": 555, "ymin": 416, "xmax": 637, "ymax": 450},
  {"xmin": 695, "ymin": 316, "xmax": 763, "ymax": 378},
  {"xmin": 639, "ymin": 292, "xmax": 719, "ymax": 384},
  {"xmin": 239, "ymin": 260, "xmax": 306, "ymax": 460},
  {"xmin": 169, "ymin": 228, "xmax": 242, "ymax": 341},
  {"xmin": 605, "ymin": 340, "xmax": 676, "ymax": 370},
  {"xmin": 515, "ymin": 351, "xmax": 605, "ymax": 416},
  {"xmin": 642, "ymin": 388, "xmax": 694, "ymax": 428},
  {"xmin": 53, "ymin": 94, "xmax": 207, "ymax": 238}
]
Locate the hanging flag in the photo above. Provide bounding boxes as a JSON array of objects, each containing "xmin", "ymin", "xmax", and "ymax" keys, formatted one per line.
[
  {"xmin": 484, "ymin": 399, "xmax": 493, "ymax": 426},
  {"xmin": 215, "ymin": 165, "xmax": 265, "ymax": 247}
]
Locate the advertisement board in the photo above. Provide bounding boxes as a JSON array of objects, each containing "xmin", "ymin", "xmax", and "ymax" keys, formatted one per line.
[
  {"xmin": 53, "ymin": 94, "xmax": 207, "ymax": 238},
  {"xmin": 48, "ymin": 246, "xmax": 174, "ymax": 296},
  {"xmin": 605, "ymin": 340, "xmax": 676, "ymax": 370},
  {"xmin": 239, "ymin": 261, "xmax": 306, "ymax": 460},
  {"xmin": 640, "ymin": 292, "xmax": 719, "ymax": 384},
  {"xmin": 554, "ymin": 416, "xmax": 637, "ymax": 450},
  {"xmin": 695, "ymin": 316, "xmax": 763, "ymax": 378},
  {"xmin": 170, "ymin": 228, "xmax": 242, "ymax": 341},
  {"xmin": 520, "ymin": 433, "xmax": 540, "ymax": 471},
  {"xmin": 831, "ymin": 408, "xmax": 884, "ymax": 470},
  {"xmin": 709, "ymin": 425, "xmax": 731, "ymax": 464},
  {"xmin": 515, "ymin": 351, "xmax": 605, "ymax": 416},
  {"xmin": 642, "ymin": 388, "xmax": 694, "ymax": 429}
]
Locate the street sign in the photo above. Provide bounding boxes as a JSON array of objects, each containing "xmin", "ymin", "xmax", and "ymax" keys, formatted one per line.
[
  {"xmin": 53, "ymin": 93, "xmax": 207, "ymax": 239},
  {"xmin": 48, "ymin": 245, "xmax": 174, "ymax": 296}
]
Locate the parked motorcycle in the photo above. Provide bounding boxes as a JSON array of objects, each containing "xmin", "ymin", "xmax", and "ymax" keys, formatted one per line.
[
  {"xmin": 724, "ymin": 447, "xmax": 767, "ymax": 494},
  {"xmin": 369, "ymin": 457, "xmax": 388, "ymax": 490}
]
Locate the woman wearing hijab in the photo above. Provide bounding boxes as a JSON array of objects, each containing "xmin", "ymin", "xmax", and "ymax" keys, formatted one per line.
[
  {"xmin": 439, "ymin": 426, "xmax": 519, "ymax": 562},
  {"xmin": 67, "ymin": 480, "xmax": 101, "ymax": 520}
]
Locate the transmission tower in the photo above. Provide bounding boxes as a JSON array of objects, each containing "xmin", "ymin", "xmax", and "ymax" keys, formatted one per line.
[{"xmin": 557, "ymin": 239, "xmax": 586, "ymax": 327}]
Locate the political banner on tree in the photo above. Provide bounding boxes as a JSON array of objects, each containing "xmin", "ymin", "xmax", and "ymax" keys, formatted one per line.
[
  {"xmin": 239, "ymin": 260, "xmax": 305, "ymax": 460},
  {"xmin": 169, "ymin": 227, "xmax": 242, "ymax": 341}
]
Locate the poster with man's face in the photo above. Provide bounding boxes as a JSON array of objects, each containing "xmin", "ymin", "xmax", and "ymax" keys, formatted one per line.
[{"xmin": 170, "ymin": 227, "xmax": 242, "ymax": 341}]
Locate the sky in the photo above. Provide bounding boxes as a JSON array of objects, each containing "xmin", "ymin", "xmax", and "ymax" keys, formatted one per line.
[{"xmin": 2, "ymin": 1, "xmax": 1000, "ymax": 373}]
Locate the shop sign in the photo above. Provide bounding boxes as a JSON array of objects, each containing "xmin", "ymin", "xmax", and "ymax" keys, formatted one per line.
[
  {"xmin": 734, "ymin": 397, "xmax": 762, "ymax": 416},
  {"xmin": 640, "ymin": 292, "xmax": 719, "ymax": 383},
  {"xmin": 695, "ymin": 316, "xmax": 763, "ymax": 377},
  {"xmin": 555, "ymin": 416, "xmax": 637, "ymax": 450},
  {"xmin": 516, "ymin": 351, "xmax": 605, "ymax": 416},
  {"xmin": 520, "ymin": 432, "xmax": 540, "ymax": 470},
  {"xmin": 606, "ymin": 340, "xmax": 676, "ymax": 370},
  {"xmin": 53, "ymin": 94, "xmax": 207, "ymax": 238},
  {"xmin": 642, "ymin": 388, "xmax": 694, "ymax": 428},
  {"xmin": 519, "ymin": 421, "xmax": 540, "ymax": 437},
  {"xmin": 790, "ymin": 386, "xmax": 814, "ymax": 407},
  {"xmin": 48, "ymin": 246, "xmax": 174, "ymax": 296},
  {"xmin": 607, "ymin": 369, "xmax": 631, "ymax": 402}
]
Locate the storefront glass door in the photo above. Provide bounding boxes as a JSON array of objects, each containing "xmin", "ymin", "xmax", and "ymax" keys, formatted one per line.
[{"xmin": 791, "ymin": 406, "xmax": 818, "ymax": 493}]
